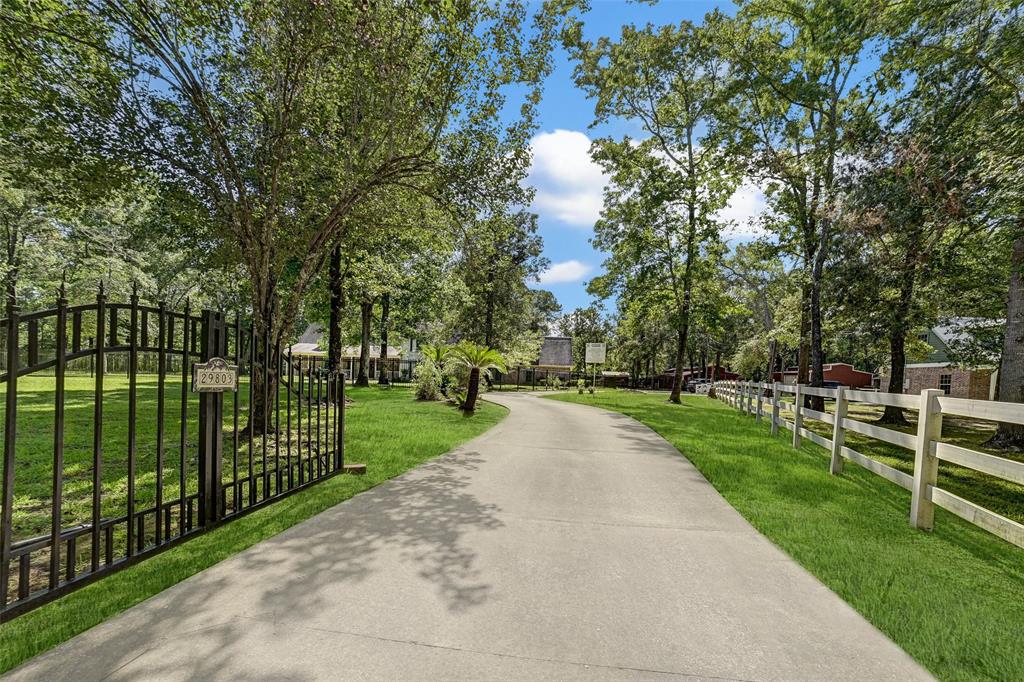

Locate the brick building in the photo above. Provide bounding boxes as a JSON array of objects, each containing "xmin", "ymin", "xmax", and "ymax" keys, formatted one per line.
[
  {"xmin": 879, "ymin": 363, "xmax": 996, "ymax": 400},
  {"xmin": 879, "ymin": 318, "xmax": 1000, "ymax": 399}
]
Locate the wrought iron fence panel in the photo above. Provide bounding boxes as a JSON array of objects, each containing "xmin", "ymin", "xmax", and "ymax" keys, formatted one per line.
[{"xmin": 0, "ymin": 287, "xmax": 345, "ymax": 621}]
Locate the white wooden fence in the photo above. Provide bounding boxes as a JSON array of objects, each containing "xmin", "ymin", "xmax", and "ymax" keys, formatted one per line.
[{"xmin": 713, "ymin": 380, "xmax": 1024, "ymax": 549}]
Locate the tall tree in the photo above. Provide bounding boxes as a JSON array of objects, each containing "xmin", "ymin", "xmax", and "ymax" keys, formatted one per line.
[
  {"xmin": 838, "ymin": 128, "xmax": 987, "ymax": 423},
  {"xmin": 4, "ymin": 0, "xmax": 564, "ymax": 425},
  {"xmin": 883, "ymin": 1, "xmax": 1023, "ymax": 445},
  {"xmin": 556, "ymin": 306, "xmax": 613, "ymax": 372},
  {"xmin": 723, "ymin": 0, "xmax": 879, "ymax": 404},
  {"xmin": 454, "ymin": 211, "xmax": 547, "ymax": 349},
  {"xmin": 567, "ymin": 17, "xmax": 737, "ymax": 403},
  {"xmin": 723, "ymin": 241, "xmax": 792, "ymax": 382}
]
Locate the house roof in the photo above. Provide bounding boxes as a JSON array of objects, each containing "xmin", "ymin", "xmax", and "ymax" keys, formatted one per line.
[
  {"xmin": 905, "ymin": 361, "xmax": 996, "ymax": 369},
  {"xmin": 931, "ymin": 317, "xmax": 997, "ymax": 346},
  {"xmin": 287, "ymin": 323, "xmax": 402, "ymax": 358},
  {"xmin": 537, "ymin": 336, "xmax": 572, "ymax": 368},
  {"xmin": 296, "ymin": 323, "xmax": 323, "ymax": 345}
]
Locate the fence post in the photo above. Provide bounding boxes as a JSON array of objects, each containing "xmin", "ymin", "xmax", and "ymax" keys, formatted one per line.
[
  {"xmin": 910, "ymin": 389, "xmax": 944, "ymax": 530},
  {"xmin": 770, "ymin": 382, "xmax": 780, "ymax": 436},
  {"xmin": 792, "ymin": 384, "xmax": 803, "ymax": 448},
  {"xmin": 755, "ymin": 383, "xmax": 763, "ymax": 422},
  {"xmin": 0, "ymin": 300, "xmax": 20, "ymax": 608},
  {"xmin": 747, "ymin": 382, "xmax": 755, "ymax": 415},
  {"xmin": 829, "ymin": 386, "xmax": 848, "ymax": 475},
  {"xmin": 197, "ymin": 310, "xmax": 225, "ymax": 525}
]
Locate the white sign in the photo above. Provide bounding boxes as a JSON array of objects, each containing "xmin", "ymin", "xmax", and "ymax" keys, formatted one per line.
[
  {"xmin": 192, "ymin": 357, "xmax": 239, "ymax": 393},
  {"xmin": 585, "ymin": 343, "xmax": 607, "ymax": 364}
]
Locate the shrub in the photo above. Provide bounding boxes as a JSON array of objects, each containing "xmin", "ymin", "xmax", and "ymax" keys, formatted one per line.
[
  {"xmin": 413, "ymin": 358, "xmax": 442, "ymax": 401},
  {"xmin": 577, "ymin": 379, "xmax": 585, "ymax": 394}
]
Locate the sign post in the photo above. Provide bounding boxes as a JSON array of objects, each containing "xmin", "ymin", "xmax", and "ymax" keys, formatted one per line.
[
  {"xmin": 585, "ymin": 343, "xmax": 607, "ymax": 390},
  {"xmin": 195, "ymin": 311, "xmax": 239, "ymax": 524}
]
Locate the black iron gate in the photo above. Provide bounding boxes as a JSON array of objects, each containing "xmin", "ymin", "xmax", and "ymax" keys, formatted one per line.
[{"xmin": 0, "ymin": 285, "xmax": 344, "ymax": 621}]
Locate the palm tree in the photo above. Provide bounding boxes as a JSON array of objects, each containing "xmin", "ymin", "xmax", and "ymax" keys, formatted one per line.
[
  {"xmin": 420, "ymin": 343, "xmax": 450, "ymax": 365},
  {"xmin": 448, "ymin": 341, "xmax": 507, "ymax": 414}
]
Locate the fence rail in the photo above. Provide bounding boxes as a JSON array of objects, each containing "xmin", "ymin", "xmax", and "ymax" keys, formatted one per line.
[{"xmin": 713, "ymin": 379, "xmax": 1024, "ymax": 550}]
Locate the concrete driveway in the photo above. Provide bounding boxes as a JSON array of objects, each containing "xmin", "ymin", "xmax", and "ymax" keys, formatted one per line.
[{"xmin": 7, "ymin": 392, "xmax": 932, "ymax": 681}]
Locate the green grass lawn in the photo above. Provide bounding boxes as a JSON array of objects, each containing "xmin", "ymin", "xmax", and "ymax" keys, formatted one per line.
[
  {"xmin": 0, "ymin": 385, "xmax": 505, "ymax": 673},
  {"xmin": 546, "ymin": 390, "xmax": 1024, "ymax": 682},
  {"xmin": 3, "ymin": 372, "xmax": 349, "ymax": 594}
]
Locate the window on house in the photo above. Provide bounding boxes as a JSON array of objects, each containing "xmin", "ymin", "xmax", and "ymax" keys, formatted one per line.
[
  {"xmin": 918, "ymin": 333, "xmax": 929, "ymax": 342},
  {"xmin": 939, "ymin": 374, "xmax": 952, "ymax": 395}
]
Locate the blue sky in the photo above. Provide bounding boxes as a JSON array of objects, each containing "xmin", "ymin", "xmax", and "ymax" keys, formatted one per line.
[{"xmin": 520, "ymin": 1, "xmax": 767, "ymax": 314}]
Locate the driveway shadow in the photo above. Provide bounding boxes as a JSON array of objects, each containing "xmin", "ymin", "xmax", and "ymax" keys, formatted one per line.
[{"xmin": 14, "ymin": 451, "xmax": 504, "ymax": 681}]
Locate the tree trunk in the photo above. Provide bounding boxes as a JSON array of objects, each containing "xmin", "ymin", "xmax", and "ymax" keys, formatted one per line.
[
  {"xmin": 809, "ymin": 240, "xmax": 827, "ymax": 412},
  {"xmin": 767, "ymin": 338, "xmax": 777, "ymax": 385},
  {"xmin": 986, "ymin": 235, "xmax": 1024, "ymax": 448},
  {"xmin": 669, "ymin": 127, "xmax": 698, "ymax": 405},
  {"xmin": 484, "ymin": 270, "xmax": 495, "ymax": 348},
  {"xmin": 378, "ymin": 293, "xmax": 390, "ymax": 386},
  {"xmin": 4, "ymin": 219, "xmax": 19, "ymax": 305},
  {"xmin": 245, "ymin": 281, "xmax": 283, "ymax": 437},
  {"xmin": 669, "ymin": 328, "xmax": 686, "ymax": 403},
  {"xmin": 879, "ymin": 331, "xmax": 911, "ymax": 425},
  {"xmin": 355, "ymin": 300, "xmax": 372, "ymax": 387},
  {"xmin": 328, "ymin": 243, "xmax": 343, "ymax": 374},
  {"xmin": 797, "ymin": 285, "xmax": 810, "ymax": 387},
  {"xmin": 464, "ymin": 366, "xmax": 481, "ymax": 413},
  {"xmin": 880, "ymin": 264, "xmax": 917, "ymax": 425},
  {"xmin": 714, "ymin": 349, "xmax": 721, "ymax": 381},
  {"xmin": 328, "ymin": 246, "xmax": 342, "ymax": 369}
]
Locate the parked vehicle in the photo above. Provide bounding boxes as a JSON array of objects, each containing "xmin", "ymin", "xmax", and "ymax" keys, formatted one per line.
[{"xmin": 687, "ymin": 378, "xmax": 713, "ymax": 394}]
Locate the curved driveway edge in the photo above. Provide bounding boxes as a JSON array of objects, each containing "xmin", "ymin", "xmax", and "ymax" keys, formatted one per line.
[{"xmin": 7, "ymin": 392, "xmax": 933, "ymax": 681}]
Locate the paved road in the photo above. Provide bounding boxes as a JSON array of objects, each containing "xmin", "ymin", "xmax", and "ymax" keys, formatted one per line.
[{"xmin": 8, "ymin": 393, "xmax": 932, "ymax": 681}]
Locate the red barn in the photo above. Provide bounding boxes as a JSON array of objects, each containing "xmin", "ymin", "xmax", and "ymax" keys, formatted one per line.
[
  {"xmin": 773, "ymin": 362, "xmax": 874, "ymax": 389},
  {"xmin": 680, "ymin": 365, "xmax": 739, "ymax": 381}
]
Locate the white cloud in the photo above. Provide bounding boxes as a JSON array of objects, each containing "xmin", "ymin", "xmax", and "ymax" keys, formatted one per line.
[
  {"xmin": 537, "ymin": 259, "xmax": 592, "ymax": 284},
  {"xmin": 526, "ymin": 129, "xmax": 771, "ymax": 242},
  {"xmin": 717, "ymin": 181, "xmax": 770, "ymax": 241},
  {"xmin": 526, "ymin": 129, "xmax": 609, "ymax": 228}
]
